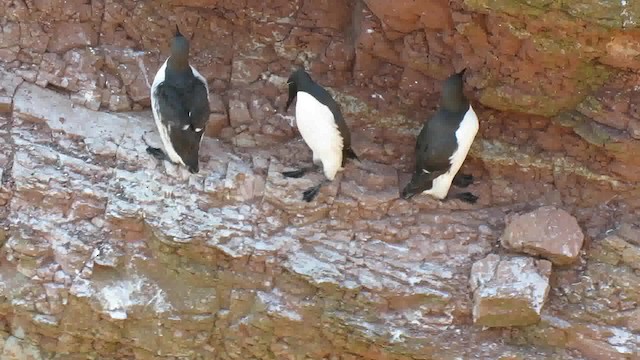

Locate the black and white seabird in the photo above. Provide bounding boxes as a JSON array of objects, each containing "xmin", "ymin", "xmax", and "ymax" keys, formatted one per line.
[
  {"xmin": 400, "ymin": 68, "xmax": 479, "ymax": 203},
  {"xmin": 282, "ymin": 69, "xmax": 358, "ymax": 202},
  {"xmin": 147, "ymin": 25, "xmax": 210, "ymax": 174}
]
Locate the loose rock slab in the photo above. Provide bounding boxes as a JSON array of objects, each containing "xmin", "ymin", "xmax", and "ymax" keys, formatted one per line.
[
  {"xmin": 469, "ymin": 254, "xmax": 552, "ymax": 327},
  {"xmin": 0, "ymin": 69, "xmax": 24, "ymax": 112},
  {"xmin": 500, "ymin": 206, "xmax": 584, "ymax": 265}
]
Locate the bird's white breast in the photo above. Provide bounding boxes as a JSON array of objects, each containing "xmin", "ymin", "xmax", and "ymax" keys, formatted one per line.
[
  {"xmin": 295, "ymin": 91, "xmax": 344, "ymax": 180},
  {"xmin": 423, "ymin": 105, "xmax": 479, "ymax": 199},
  {"xmin": 150, "ymin": 59, "xmax": 185, "ymax": 165}
]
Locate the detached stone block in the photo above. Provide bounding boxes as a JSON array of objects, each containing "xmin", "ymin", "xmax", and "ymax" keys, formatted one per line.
[
  {"xmin": 228, "ymin": 98, "xmax": 252, "ymax": 127},
  {"xmin": 469, "ymin": 254, "xmax": 551, "ymax": 327},
  {"xmin": 501, "ymin": 206, "xmax": 584, "ymax": 265},
  {"xmin": 0, "ymin": 69, "xmax": 24, "ymax": 112}
]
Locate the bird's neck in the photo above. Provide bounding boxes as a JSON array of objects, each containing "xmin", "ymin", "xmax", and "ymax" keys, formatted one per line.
[
  {"xmin": 168, "ymin": 55, "xmax": 190, "ymax": 72},
  {"xmin": 442, "ymin": 96, "xmax": 469, "ymax": 113}
]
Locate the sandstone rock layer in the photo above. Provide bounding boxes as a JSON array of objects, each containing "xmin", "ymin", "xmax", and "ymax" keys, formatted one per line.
[{"xmin": 0, "ymin": 0, "xmax": 639, "ymax": 359}]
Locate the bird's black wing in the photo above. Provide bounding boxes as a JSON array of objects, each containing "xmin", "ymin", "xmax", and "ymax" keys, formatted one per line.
[
  {"xmin": 156, "ymin": 78, "xmax": 209, "ymax": 132},
  {"xmin": 328, "ymin": 102, "xmax": 359, "ymax": 160},
  {"xmin": 155, "ymin": 82, "xmax": 190, "ymax": 127},
  {"xmin": 315, "ymin": 89, "xmax": 358, "ymax": 162},
  {"xmin": 401, "ymin": 109, "xmax": 462, "ymax": 197},
  {"xmin": 414, "ymin": 109, "xmax": 459, "ymax": 175},
  {"xmin": 187, "ymin": 79, "xmax": 210, "ymax": 131}
]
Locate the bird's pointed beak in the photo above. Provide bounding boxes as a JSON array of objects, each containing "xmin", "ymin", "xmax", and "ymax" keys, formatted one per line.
[
  {"xmin": 175, "ymin": 25, "xmax": 182, "ymax": 37},
  {"xmin": 400, "ymin": 186, "xmax": 416, "ymax": 200},
  {"xmin": 400, "ymin": 176, "xmax": 422, "ymax": 200}
]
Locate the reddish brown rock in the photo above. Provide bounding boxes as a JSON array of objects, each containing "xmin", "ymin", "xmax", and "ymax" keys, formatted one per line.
[
  {"xmin": 46, "ymin": 22, "xmax": 98, "ymax": 54},
  {"xmin": 609, "ymin": 159, "xmax": 640, "ymax": 182},
  {"xmin": 600, "ymin": 34, "xmax": 640, "ymax": 71},
  {"xmin": 500, "ymin": 206, "xmax": 585, "ymax": 265},
  {"xmin": 1, "ymin": 0, "xmax": 640, "ymax": 359},
  {"xmin": 364, "ymin": 0, "xmax": 452, "ymax": 33},
  {"xmin": 205, "ymin": 113, "xmax": 229, "ymax": 138},
  {"xmin": 228, "ymin": 98, "xmax": 252, "ymax": 127}
]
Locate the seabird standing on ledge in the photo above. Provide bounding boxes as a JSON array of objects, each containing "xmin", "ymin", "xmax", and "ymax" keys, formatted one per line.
[
  {"xmin": 401, "ymin": 68, "xmax": 479, "ymax": 203},
  {"xmin": 147, "ymin": 25, "xmax": 210, "ymax": 174},
  {"xmin": 282, "ymin": 68, "xmax": 358, "ymax": 202}
]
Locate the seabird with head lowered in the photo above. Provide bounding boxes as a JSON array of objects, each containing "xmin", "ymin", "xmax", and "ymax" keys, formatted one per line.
[
  {"xmin": 282, "ymin": 68, "xmax": 358, "ymax": 202},
  {"xmin": 147, "ymin": 25, "xmax": 210, "ymax": 174}
]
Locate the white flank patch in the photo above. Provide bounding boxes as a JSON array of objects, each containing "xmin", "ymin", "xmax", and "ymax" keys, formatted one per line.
[
  {"xmin": 295, "ymin": 91, "xmax": 344, "ymax": 180},
  {"xmin": 422, "ymin": 105, "xmax": 479, "ymax": 199}
]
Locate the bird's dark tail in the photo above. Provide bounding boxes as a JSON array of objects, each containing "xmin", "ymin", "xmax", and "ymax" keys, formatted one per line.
[{"xmin": 175, "ymin": 25, "xmax": 183, "ymax": 37}]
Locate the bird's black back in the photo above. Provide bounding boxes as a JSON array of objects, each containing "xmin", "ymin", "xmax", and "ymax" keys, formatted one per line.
[
  {"xmin": 158, "ymin": 67, "xmax": 209, "ymax": 127},
  {"xmin": 415, "ymin": 106, "xmax": 469, "ymax": 174},
  {"xmin": 155, "ymin": 65, "xmax": 210, "ymax": 169}
]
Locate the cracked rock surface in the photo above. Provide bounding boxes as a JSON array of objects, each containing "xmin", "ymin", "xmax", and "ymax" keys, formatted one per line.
[
  {"xmin": 0, "ymin": 0, "xmax": 639, "ymax": 359},
  {"xmin": 0, "ymin": 61, "xmax": 638, "ymax": 360}
]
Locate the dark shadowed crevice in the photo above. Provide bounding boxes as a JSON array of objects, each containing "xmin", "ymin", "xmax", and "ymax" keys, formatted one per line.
[{"xmin": 346, "ymin": 0, "xmax": 364, "ymax": 80}]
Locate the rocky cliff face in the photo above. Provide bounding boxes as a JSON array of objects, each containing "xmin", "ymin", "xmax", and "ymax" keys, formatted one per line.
[{"xmin": 0, "ymin": 0, "xmax": 639, "ymax": 359}]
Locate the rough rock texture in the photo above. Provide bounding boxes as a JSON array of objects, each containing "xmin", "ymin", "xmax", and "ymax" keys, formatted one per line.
[
  {"xmin": 501, "ymin": 206, "xmax": 585, "ymax": 265},
  {"xmin": 469, "ymin": 254, "xmax": 552, "ymax": 327},
  {"xmin": 0, "ymin": 58, "xmax": 638, "ymax": 360},
  {"xmin": 1, "ymin": 0, "xmax": 640, "ymax": 186},
  {"xmin": 0, "ymin": 0, "xmax": 639, "ymax": 359}
]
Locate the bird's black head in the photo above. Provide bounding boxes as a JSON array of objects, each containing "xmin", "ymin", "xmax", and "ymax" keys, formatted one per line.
[
  {"xmin": 400, "ymin": 173, "xmax": 428, "ymax": 200},
  {"xmin": 440, "ymin": 68, "xmax": 469, "ymax": 112},
  {"xmin": 285, "ymin": 68, "xmax": 313, "ymax": 111},
  {"xmin": 172, "ymin": 125, "xmax": 204, "ymax": 174},
  {"xmin": 169, "ymin": 25, "xmax": 190, "ymax": 71}
]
